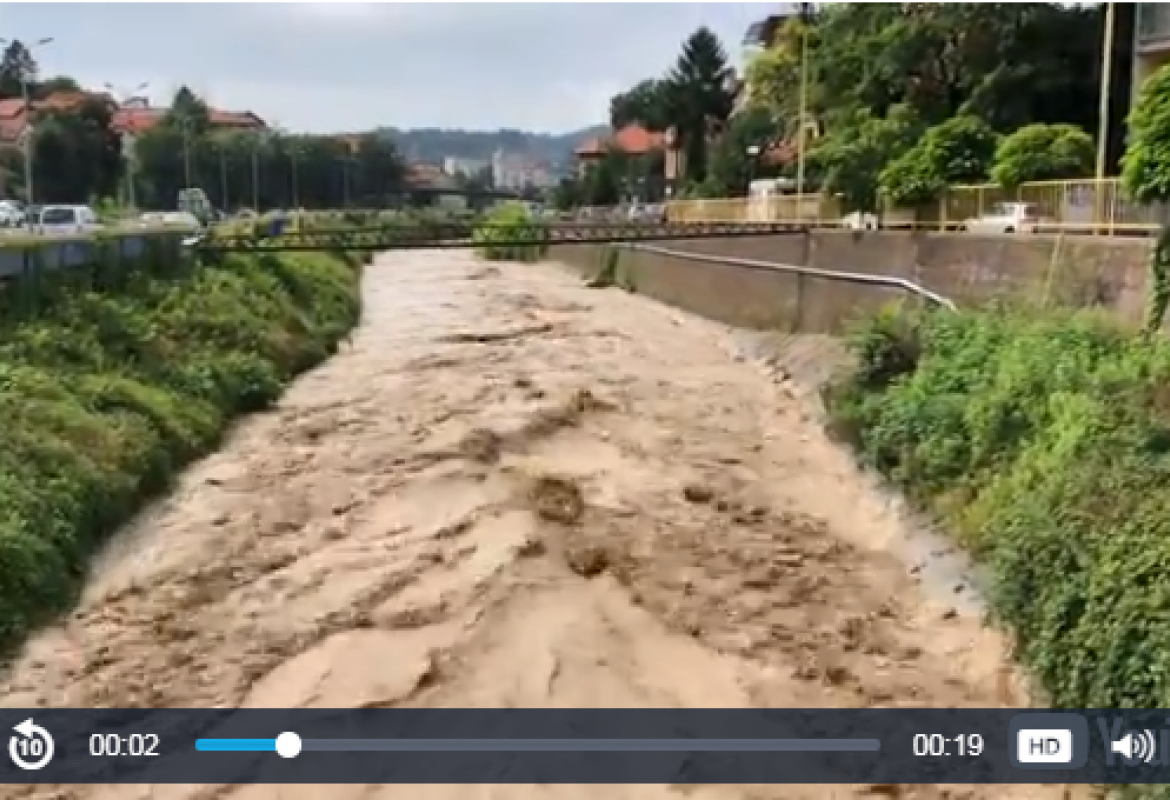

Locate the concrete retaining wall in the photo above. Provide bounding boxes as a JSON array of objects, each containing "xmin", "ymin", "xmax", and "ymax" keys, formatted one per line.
[{"xmin": 552, "ymin": 230, "xmax": 1153, "ymax": 333}]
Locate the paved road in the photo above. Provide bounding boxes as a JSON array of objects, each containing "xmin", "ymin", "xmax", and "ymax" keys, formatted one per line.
[{"xmin": 1, "ymin": 251, "xmax": 1072, "ymax": 799}]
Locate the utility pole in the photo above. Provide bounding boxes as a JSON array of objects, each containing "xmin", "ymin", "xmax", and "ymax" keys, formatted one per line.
[
  {"xmin": 290, "ymin": 145, "xmax": 300, "ymax": 209},
  {"xmin": 1, "ymin": 37, "xmax": 54, "ymax": 206},
  {"xmin": 182, "ymin": 119, "xmax": 193, "ymax": 187},
  {"xmin": 1095, "ymin": 2, "xmax": 1116, "ymax": 233},
  {"xmin": 1096, "ymin": 2, "xmax": 1116, "ymax": 183},
  {"xmin": 795, "ymin": 3, "xmax": 811, "ymax": 219},
  {"xmin": 219, "ymin": 143, "xmax": 229, "ymax": 211},
  {"xmin": 251, "ymin": 136, "xmax": 261, "ymax": 211}
]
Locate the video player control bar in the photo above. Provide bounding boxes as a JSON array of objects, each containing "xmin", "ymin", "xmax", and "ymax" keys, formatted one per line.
[{"xmin": 196, "ymin": 735, "xmax": 882, "ymax": 757}]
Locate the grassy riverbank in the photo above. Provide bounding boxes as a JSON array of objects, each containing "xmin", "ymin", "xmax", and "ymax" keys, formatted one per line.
[
  {"xmin": 827, "ymin": 305, "xmax": 1170, "ymax": 714},
  {"xmin": 0, "ymin": 249, "xmax": 361, "ymax": 656}
]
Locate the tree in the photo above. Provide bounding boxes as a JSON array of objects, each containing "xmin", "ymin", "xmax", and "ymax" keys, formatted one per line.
[
  {"xmin": 1122, "ymin": 63, "xmax": 1170, "ymax": 331},
  {"xmin": 0, "ymin": 40, "xmax": 36, "ymax": 99},
  {"xmin": 811, "ymin": 4, "xmax": 1104, "ymax": 133},
  {"xmin": 32, "ymin": 76, "xmax": 81, "ymax": 99},
  {"xmin": 609, "ymin": 80, "xmax": 669, "ymax": 131},
  {"xmin": 705, "ymin": 106, "xmax": 782, "ymax": 197},
  {"xmin": 552, "ymin": 177, "xmax": 584, "ymax": 211},
  {"xmin": 581, "ymin": 150, "xmax": 624, "ymax": 207},
  {"xmin": 164, "ymin": 86, "xmax": 211, "ymax": 135},
  {"xmin": 879, "ymin": 115, "xmax": 997, "ymax": 209},
  {"xmin": 991, "ymin": 124, "xmax": 1094, "ymax": 190},
  {"xmin": 661, "ymin": 27, "xmax": 736, "ymax": 185},
  {"xmin": 811, "ymin": 105, "xmax": 923, "ymax": 213}
]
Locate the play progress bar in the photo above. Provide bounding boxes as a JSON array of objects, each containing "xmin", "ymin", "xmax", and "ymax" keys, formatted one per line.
[{"xmin": 196, "ymin": 734, "xmax": 882, "ymax": 759}]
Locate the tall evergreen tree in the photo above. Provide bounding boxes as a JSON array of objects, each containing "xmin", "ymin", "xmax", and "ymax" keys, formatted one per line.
[{"xmin": 662, "ymin": 27, "xmax": 736, "ymax": 184}]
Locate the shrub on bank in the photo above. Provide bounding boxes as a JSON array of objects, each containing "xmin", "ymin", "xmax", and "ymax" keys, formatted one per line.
[
  {"xmin": 826, "ymin": 305, "xmax": 1170, "ymax": 711},
  {"xmin": 0, "ymin": 248, "xmax": 361, "ymax": 656},
  {"xmin": 473, "ymin": 203, "xmax": 549, "ymax": 262}
]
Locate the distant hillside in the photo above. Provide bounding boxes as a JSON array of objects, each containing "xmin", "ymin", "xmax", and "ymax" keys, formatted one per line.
[{"xmin": 379, "ymin": 125, "xmax": 608, "ymax": 169}]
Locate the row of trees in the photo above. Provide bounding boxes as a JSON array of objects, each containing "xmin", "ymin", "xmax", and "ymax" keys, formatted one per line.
[
  {"xmin": 562, "ymin": 3, "xmax": 1127, "ymax": 212},
  {"xmin": 0, "ymin": 40, "xmax": 408, "ymax": 210}
]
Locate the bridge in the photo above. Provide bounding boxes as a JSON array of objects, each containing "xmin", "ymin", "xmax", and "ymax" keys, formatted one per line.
[{"xmin": 194, "ymin": 220, "xmax": 804, "ymax": 253}]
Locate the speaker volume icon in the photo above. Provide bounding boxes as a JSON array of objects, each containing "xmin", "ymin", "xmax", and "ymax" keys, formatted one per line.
[{"xmin": 1112, "ymin": 730, "xmax": 1157, "ymax": 763}]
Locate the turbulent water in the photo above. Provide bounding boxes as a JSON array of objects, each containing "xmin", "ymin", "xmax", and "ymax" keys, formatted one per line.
[{"xmin": 1, "ymin": 251, "xmax": 1072, "ymax": 800}]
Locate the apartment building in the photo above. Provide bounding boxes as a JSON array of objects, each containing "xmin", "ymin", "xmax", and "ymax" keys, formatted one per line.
[
  {"xmin": 442, "ymin": 156, "xmax": 489, "ymax": 178},
  {"xmin": 1135, "ymin": 4, "xmax": 1170, "ymax": 102}
]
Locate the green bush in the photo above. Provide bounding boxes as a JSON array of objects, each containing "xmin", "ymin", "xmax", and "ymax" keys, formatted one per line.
[
  {"xmin": 473, "ymin": 203, "xmax": 549, "ymax": 262},
  {"xmin": 0, "ymin": 247, "xmax": 360, "ymax": 655},
  {"xmin": 827, "ymin": 305, "xmax": 1170, "ymax": 712},
  {"xmin": 879, "ymin": 115, "xmax": 998, "ymax": 209},
  {"xmin": 991, "ymin": 123, "xmax": 1094, "ymax": 190}
]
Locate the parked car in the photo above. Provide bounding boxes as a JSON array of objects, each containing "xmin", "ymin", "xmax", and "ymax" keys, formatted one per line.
[
  {"xmin": 32, "ymin": 204, "xmax": 101, "ymax": 236},
  {"xmin": 960, "ymin": 202, "xmax": 1049, "ymax": 234},
  {"xmin": 841, "ymin": 211, "xmax": 879, "ymax": 230},
  {"xmin": 0, "ymin": 199, "xmax": 25, "ymax": 227}
]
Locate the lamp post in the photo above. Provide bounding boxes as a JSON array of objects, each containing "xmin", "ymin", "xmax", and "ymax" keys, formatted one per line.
[
  {"xmin": 1096, "ymin": 2, "xmax": 1116, "ymax": 184},
  {"xmin": 746, "ymin": 144, "xmax": 762, "ymax": 187},
  {"xmin": 0, "ymin": 37, "xmax": 53, "ymax": 205},
  {"xmin": 1095, "ymin": 2, "xmax": 1116, "ymax": 233},
  {"xmin": 105, "ymin": 81, "xmax": 149, "ymax": 210},
  {"xmin": 796, "ymin": 3, "xmax": 812, "ymax": 214}
]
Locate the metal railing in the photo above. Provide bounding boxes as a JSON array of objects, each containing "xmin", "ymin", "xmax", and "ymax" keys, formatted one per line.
[
  {"xmin": 618, "ymin": 243, "xmax": 956, "ymax": 311},
  {"xmin": 666, "ymin": 178, "xmax": 1167, "ymax": 235}
]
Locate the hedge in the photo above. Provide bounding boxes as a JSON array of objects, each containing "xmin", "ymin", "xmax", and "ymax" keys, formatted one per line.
[
  {"xmin": 826, "ymin": 305, "xmax": 1170, "ymax": 718},
  {"xmin": 0, "ymin": 245, "xmax": 361, "ymax": 657}
]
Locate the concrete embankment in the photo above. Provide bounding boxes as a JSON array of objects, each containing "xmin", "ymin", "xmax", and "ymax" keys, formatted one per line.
[{"xmin": 553, "ymin": 230, "xmax": 1153, "ymax": 331}]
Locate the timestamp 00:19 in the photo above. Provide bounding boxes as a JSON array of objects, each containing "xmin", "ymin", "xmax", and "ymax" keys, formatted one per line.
[{"xmin": 912, "ymin": 733, "xmax": 985, "ymax": 758}]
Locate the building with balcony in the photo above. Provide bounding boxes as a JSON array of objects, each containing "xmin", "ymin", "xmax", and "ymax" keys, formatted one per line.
[{"xmin": 1135, "ymin": 4, "xmax": 1170, "ymax": 101}]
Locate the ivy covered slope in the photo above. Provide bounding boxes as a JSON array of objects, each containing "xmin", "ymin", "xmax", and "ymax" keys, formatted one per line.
[
  {"xmin": 0, "ymin": 248, "xmax": 361, "ymax": 655},
  {"xmin": 827, "ymin": 306, "xmax": 1170, "ymax": 711}
]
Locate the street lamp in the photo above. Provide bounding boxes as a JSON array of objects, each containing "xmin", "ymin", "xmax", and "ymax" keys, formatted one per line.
[
  {"xmin": 251, "ymin": 130, "xmax": 271, "ymax": 212},
  {"xmin": 0, "ymin": 36, "xmax": 53, "ymax": 205},
  {"xmin": 746, "ymin": 144, "xmax": 762, "ymax": 187},
  {"xmin": 104, "ymin": 82, "xmax": 149, "ymax": 210},
  {"xmin": 103, "ymin": 81, "xmax": 150, "ymax": 106},
  {"xmin": 1095, "ymin": 2, "xmax": 1116, "ymax": 233},
  {"xmin": 795, "ymin": 3, "xmax": 813, "ymax": 215}
]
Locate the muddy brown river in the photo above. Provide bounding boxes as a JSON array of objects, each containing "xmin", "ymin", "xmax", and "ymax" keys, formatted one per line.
[{"xmin": 0, "ymin": 251, "xmax": 1075, "ymax": 799}]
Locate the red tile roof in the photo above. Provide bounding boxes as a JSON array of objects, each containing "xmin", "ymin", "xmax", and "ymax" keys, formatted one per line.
[
  {"xmin": 112, "ymin": 107, "xmax": 266, "ymax": 135},
  {"xmin": 0, "ymin": 91, "xmax": 267, "ymax": 143},
  {"xmin": 0, "ymin": 91, "xmax": 116, "ymax": 141},
  {"xmin": 575, "ymin": 125, "xmax": 668, "ymax": 158},
  {"xmin": 613, "ymin": 124, "xmax": 666, "ymax": 154}
]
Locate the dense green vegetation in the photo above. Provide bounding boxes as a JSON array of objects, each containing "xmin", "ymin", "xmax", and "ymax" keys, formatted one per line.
[
  {"xmin": 473, "ymin": 203, "xmax": 549, "ymax": 262},
  {"xmin": 822, "ymin": 60, "xmax": 1170, "ymax": 771},
  {"xmin": 827, "ymin": 307, "xmax": 1170, "ymax": 717},
  {"xmin": 0, "ymin": 245, "xmax": 361, "ymax": 656},
  {"xmin": 561, "ymin": 3, "xmax": 1127, "ymax": 209}
]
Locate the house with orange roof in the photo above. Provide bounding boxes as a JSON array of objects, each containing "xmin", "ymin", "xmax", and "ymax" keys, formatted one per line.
[
  {"xmin": 574, "ymin": 124, "xmax": 671, "ymax": 178},
  {"xmin": 0, "ymin": 91, "xmax": 267, "ymax": 148}
]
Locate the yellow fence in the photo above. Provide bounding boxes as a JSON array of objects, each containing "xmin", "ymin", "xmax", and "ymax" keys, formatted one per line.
[{"xmin": 666, "ymin": 178, "xmax": 1169, "ymax": 235}]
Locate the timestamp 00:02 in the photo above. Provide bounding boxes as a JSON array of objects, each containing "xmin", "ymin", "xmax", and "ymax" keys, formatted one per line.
[
  {"xmin": 89, "ymin": 734, "xmax": 162, "ymax": 757},
  {"xmin": 912, "ymin": 734, "xmax": 985, "ymax": 757}
]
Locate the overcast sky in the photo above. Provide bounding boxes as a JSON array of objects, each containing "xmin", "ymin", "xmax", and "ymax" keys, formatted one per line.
[{"xmin": 6, "ymin": 3, "xmax": 768, "ymax": 134}]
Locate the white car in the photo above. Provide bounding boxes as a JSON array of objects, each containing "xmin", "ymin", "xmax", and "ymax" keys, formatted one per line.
[
  {"xmin": 841, "ymin": 212, "xmax": 879, "ymax": 230},
  {"xmin": 960, "ymin": 202, "xmax": 1047, "ymax": 234},
  {"xmin": 33, "ymin": 205, "xmax": 102, "ymax": 236},
  {"xmin": 0, "ymin": 200, "xmax": 25, "ymax": 227}
]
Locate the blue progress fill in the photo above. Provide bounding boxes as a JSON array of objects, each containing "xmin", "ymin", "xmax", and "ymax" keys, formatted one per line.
[{"xmin": 196, "ymin": 739, "xmax": 277, "ymax": 752}]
